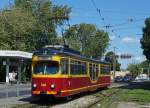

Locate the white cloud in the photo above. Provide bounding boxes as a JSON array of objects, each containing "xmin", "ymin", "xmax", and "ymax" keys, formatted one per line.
[
  {"xmin": 133, "ymin": 56, "xmax": 146, "ymax": 62},
  {"xmin": 110, "ymin": 36, "xmax": 116, "ymax": 40},
  {"xmin": 122, "ymin": 37, "xmax": 140, "ymax": 43}
]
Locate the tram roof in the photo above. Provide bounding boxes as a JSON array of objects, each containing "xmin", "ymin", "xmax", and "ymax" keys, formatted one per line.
[{"xmin": 34, "ymin": 45, "xmax": 109, "ymax": 64}]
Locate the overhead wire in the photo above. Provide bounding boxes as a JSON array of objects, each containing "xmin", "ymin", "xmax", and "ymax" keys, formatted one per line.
[
  {"xmin": 72, "ymin": 6, "xmax": 147, "ymax": 29},
  {"xmin": 89, "ymin": 0, "xmax": 145, "ymax": 63},
  {"xmin": 90, "ymin": 0, "xmax": 106, "ymax": 26},
  {"xmin": 72, "ymin": 7, "xmax": 150, "ymax": 16}
]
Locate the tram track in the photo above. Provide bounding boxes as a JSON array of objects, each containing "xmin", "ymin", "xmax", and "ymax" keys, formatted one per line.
[
  {"xmin": 87, "ymin": 88, "xmax": 121, "ymax": 108},
  {"xmin": 50, "ymin": 87, "xmax": 123, "ymax": 108}
]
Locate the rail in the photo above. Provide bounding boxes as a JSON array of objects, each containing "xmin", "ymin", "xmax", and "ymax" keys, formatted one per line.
[{"xmin": 87, "ymin": 89, "xmax": 121, "ymax": 108}]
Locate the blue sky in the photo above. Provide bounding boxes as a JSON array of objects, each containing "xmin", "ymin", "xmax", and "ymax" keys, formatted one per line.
[{"xmin": 0, "ymin": 0, "xmax": 150, "ymax": 69}]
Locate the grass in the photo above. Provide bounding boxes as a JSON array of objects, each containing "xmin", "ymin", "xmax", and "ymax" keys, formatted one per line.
[
  {"xmin": 118, "ymin": 89, "xmax": 150, "ymax": 103},
  {"xmin": 91, "ymin": 82, "xmax": 150, "ymax": 108}
]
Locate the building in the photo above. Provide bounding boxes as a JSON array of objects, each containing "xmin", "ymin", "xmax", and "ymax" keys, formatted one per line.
[
  {"xmin": 0, "ymin": 50, "xmax": 32, "ymax": 84},
  {"xmin": 111, "ymin": 70, "xmax": 131, "ymax": 81}
]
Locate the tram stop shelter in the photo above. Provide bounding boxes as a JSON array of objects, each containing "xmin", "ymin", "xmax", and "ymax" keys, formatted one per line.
[{"xmin": 0, "ymin": 50, "xmax": 32, "ymax": 84}]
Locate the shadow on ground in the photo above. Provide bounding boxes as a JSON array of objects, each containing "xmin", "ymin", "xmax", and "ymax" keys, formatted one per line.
[
  {"xmin": 118, "ymin": 81, "xmax": 150, "ymax": 90},
  {"xmin": 18, "ymin": 88, "xmax": 106, "ymax": 107}
]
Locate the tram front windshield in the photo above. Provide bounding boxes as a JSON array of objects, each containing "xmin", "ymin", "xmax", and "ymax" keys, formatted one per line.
[{"xmin": 33, "ymin": 61, "xmax": 59, "ymax": 74}]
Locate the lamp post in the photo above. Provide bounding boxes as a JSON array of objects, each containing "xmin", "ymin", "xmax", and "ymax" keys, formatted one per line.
[
  {"xmin": 17, "ymin": 58, "xmax": 24, "ymax": 97},
  {"xmin": 113, "ymin": 46, "xmax": 116, "ymax": 83},
  {"xmin": 148, "ymin": 61, "xmax": 150, "ymax": 80}
]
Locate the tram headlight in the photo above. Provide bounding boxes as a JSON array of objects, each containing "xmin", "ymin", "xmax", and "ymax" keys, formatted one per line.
[
  {"xmin": 50, "ymin": 84, "xmax": 55, "ymax": 89},
  {"xmin": 33, "ymin": 83, "xmax": 37, "ymax": 88}
]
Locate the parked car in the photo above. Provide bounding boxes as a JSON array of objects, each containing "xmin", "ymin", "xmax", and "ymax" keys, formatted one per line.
[
  {"xmin": 123, "ymin": 75, "xmax": 132, "ymax": 82},
  {"xmin": 115, "ymin": 76, "xmax": 123, "ymax": 82},
  {"xmin": 135, "ymin": 74, "xmax": 149, "ymax": 81}
]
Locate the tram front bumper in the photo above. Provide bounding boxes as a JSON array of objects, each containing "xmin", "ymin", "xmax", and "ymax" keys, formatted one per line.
[{"xmin": 32, "ymin": 90, "xmax": 57, "ymax": 95}]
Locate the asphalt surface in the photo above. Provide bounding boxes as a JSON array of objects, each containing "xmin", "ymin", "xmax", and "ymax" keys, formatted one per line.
[{"xmin": 0, "ymin": 83, "xmax": 31, "ymax": 98}]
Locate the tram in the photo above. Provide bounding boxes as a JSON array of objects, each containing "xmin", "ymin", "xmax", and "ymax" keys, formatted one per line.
[{"xmin": 31, "ymin": 45, "xmax": 111, "ymax": 97}]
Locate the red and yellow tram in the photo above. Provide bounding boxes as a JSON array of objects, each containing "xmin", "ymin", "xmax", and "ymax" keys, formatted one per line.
[{"xmin": 31, "ymin": 45, "xmax": 111, "ymax": 98}]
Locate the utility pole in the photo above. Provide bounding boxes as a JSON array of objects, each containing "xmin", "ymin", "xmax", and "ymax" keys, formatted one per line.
[
  {"xmin": 148, "ymin": 61, "xmax": 150, "ymax": 80},
  {"xmin": 113, "ymin": 46, "xmax": 116, "ymax": 82}
]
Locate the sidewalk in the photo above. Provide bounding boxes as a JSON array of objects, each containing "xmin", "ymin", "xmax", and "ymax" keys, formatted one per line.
[
  {"xmin": 0, "ymin": 83, "xmax": 31, "ymax": 90},
  {"xmin": 0, "ymin": 82, "xmax": 31, "ymax": 88},
  {"xmin": 0, "ymin": 95, "xmax": 32, "ymax": 108},
  {"xmin": 0, "ymin": 83, "xmax": 31, "ymax": 99}
]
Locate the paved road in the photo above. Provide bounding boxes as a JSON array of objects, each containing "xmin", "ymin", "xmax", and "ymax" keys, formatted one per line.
[
  {"xmin": 0, "ymin": 95, "xmax": 34, "ymax": 108},
  {"xmin": 0, "ymin": 83, "xmax": 31, "ymax": 98}
]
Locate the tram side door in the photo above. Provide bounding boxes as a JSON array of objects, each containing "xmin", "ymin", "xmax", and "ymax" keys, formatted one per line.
[
  {"xmin": 60, "ymin": 58, "xmax": 70, "ymax": 90},
  {"xmin": 92, "ymin": 64, "xmax": 96, "ymax": 81},
  {"xmin": 89, "ymin": 64, "xmax": 98, "ymax": 82},
  {"xmin": 89, "ymin": 63, "xmax": 98, "ymax": 81},
  {"xmin": 95, "ymin": 64, "xmax": 99, "ymax": 81},
  {"xmin": 89, "ymin": 64, "xmax": 93, "ymax": 81}
]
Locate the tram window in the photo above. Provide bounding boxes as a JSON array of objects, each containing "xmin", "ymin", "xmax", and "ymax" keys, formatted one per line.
[
  {"xmin": 78, "ymin": 61, "xmax": 82, "ymax": 74},
  {"xmin": 70, "ymin": 60, "xmax": 86, "ymax": 75},
  {"xmin": 81, "ymin": 61, "xmax": 86, "ymax": 74},
  {"xmin": 33, "ymin": 61, "xmax": 59, "ymax": 74},
  {"xmin": 96, "ymin": 65, "xmax": 99, "ymax": 77},
  {"xmin": 82, "ymin": 62, "xmax": 86, "ymax": 74},
  {"xmin": 89, "ymin": 64, "xmax": 92, "ymax": 77},
  {"xmin": 100, "ymin": 64, "xmax": 110, "ymax": 75},
  {"xmin": 70, "ymin": 60, "xmax": 76, "ymax": 75},
  {"xmin": 75, "ymin": 63, "xmax": 78, "ymax": 74},
  {"xmin": 70, "ymin": 64, "xmax": 75, "ymax": 74},
  {"xmin": 61, "ymin": 58, "xmax": 69, "ymax": 74}
]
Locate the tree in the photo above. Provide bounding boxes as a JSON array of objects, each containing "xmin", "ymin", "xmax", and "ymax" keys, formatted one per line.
[
  {"xmin": 64, "ymin": 23, "xmax": 109, "ymax": 58},
  {"xmin": 15, "ymin": 0, "xmax": 71, "ymax": 51},
  {"xmin": 105, "ymin": 51, "xmax": 121, "ymax": 71},
  {"xmin": 127, "ymin": 63, "xmax": 141, "ymax": 78},
  {"xmin": 0, "ymin": 0, "xmax": 71, "ymax": 51},
  {"xmin": 0, "ymin": 8, "xmax": 35, "ymax": 50},
  {"xmin": 141, "ymin": 17, "xmax": 150, "ymax": 60},
  {"xmin": 139, "ymin": 60, "xmax": 150, "ymax": 74}
]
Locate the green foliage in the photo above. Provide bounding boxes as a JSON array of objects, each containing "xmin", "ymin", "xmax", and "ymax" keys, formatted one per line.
[
  {"xmin": 127, "ymin": 60, "xmax": 150, "ymax": 77},
  {"xmin": 140, "ymin": 60, "xmax": 149, "ymax": 68},
  {"xmin": 64, "ymin": 23, "xmax": 109, "ymax": 58},
  {"xmin": 105, "ymin": 51, "xmax": 121, "ymax": 71},
  {"xmin": 16, "ymin": 0, "xmax": 71, "ymax": 51},
  {"xmin": 141, "ymin": 17, "xmax": 150, "ymax": 60},
  {"xmin": 0, "ymin": 8, "xmax": 35, "ymax": 50},
  {"xmin": 0, "ymin": 0, "xmax": 71, "ymax": 51},
  {"xmin": 118, "ymin": 89, "xmax": 150, "ymax": 103},
  {"xmin": 127, "ymin": 63, "xmax": 141, "ymax": 78}
]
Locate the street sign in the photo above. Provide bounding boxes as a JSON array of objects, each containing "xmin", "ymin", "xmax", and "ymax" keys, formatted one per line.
[{"xmin": 120, "ymin": 54, "xmax": 132, "ymax": 59}]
